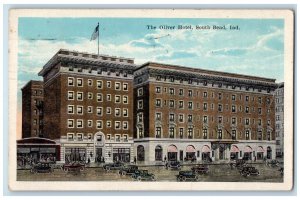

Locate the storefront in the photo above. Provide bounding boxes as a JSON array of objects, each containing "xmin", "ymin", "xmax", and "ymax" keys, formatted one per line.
[
  {"xmin": 186, "ymin": 145, "xmax": 196, "ymax": 160},
  {"xmin": 155, "ymin": 145, "xmax": 163, "ymax": 161},
  {"xmin": 167, "ymin": 145, "xmax": 178, "ymax": 161},
  {"xmin": 256, "ymin": 146, "xmax": 264, "ymax": 160},
  {"xmin": 113, "ymin": 148, "xmax": 130, "ymax": 163},
  {"xmin": 230, "ymin": 145, "xmax": 239, "ymax": 160},
  {"xmin": 243, "ymin": 146, "xmax": 253, "ymax": 160},
  {"xmin": 137, "ymin": 145, "xmax": 145, "ymax": 161},
  {"xmin": 201, "ymin": 145, "xmax": 211, "ymax": 161},
  {"xmin": 64, "ymin": 147, "xmax": 86, "ymax": 163}
]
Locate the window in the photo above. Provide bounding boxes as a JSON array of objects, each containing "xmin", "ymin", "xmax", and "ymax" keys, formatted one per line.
[
  {"xmin": 67, "ymin": 119, "xmax": 74, "ymax": 128},
  {"xmin": 179, "ymin": 114, "xmax": 184, "ymax": 123},
  {"xmin": 267, "ymin": 131, "xmax": 271, "ymax": 141},
  {"xmin": 156, "ymin": 127, "xmax": 162, "ymax": 138},
  {"xmin": 77, "ymin": 133, "xmax": 83, "ymax": 141},
  {"xmin": 245, "ymin": 118, "xmax": 250, "ymax": 125},
  {"xmin": 68, "ymin": 105, "xmax": 74, "ymax": 114},
  {"xmin": 77, "ymin": 119, "xmax": 83, "ymax": 128},
  {"xmin": 218, "ymin": 104, "xmax": 223, "ymax": 112},
  {"xmin": 77, "ymin": 106, "xmax": 83, "ymax": 115},
  {"xmin": 232, "ymin": 130, "xmax": 236, "ymax": 140},
  {"xmin": 123, "ymin": 108, "xmax": 128, "ymax": 117},
  {"xmin": 232, "ymin": 117, "xmax": 236, "ymax": 125},
  {"xmin": 107, "ymin": 134, "xmax": 111, "ymax": 140},
  {"xmin": 218, "ymin": 93, "xmax": 222, "ymax": 100},
  {"xmin": 138, "ymin": 100, "xmax": 143, "ymax": 109},
  {"xmin": 203, "ymin": 103, "xmax": 207, "ymax": 111},
  {"xmin": 258, "ymin": 97, "xmax": 262, "ymax": 103},
  {"xmin": 107, "ymin": 94, "xmax": 111, "ymax": 101},
  {"xmin": 245, "ymin": 130, "xmax": 250, "ymax": 140},
  {"xmin": 115, "ymin": 121, "xmax": 121, "ymax": 129},
  {"xmin": 96, "ymin": 134, "xmax": 102, "ymax": 142},
  {"xmin": 155, "ymin": 113, "xmax": 161, "ymax": 121},
  {"xmin": 169, "ymin": 127, "xmax": 175, "ymax": 138},
  {"xmin": 137, "ymin": 113, "xmax": 143, "ymax": 122},
  {"xmin": 169, "ymin": 114, "xmax": 175, "ymax": 122},
  {"xmin": 267, "ymin": 98, "xmax": 270, "ymax": 104},
  {"xmin": 96, "ymin": 120, "xmax": 102, "ymax": 129},
  {"xmin": 232, "ymin": 105, "xmax": 236, "ymax": 113},
  {"xmin": 87, "ymin": 120, "xmax": 93, "ymax": 127},
  {"xmin": 96, "ymin": 93, "xmax": 102, "ymax": 102},
  {"xmin": 267, "ymin": 120, "xmax": 271, "ymax": 126},
  {"xmin": 169, "ymin": 100, "xmax": 175, "ymax": 108},
  {"xmin": 188, "ymin": 115, "xmax": 193, "ymax": 122},
  {"xmin": 179, "ymin": 89, "xmax": 184, "ymax": 96},
  {"xmin": 33, "ymin": 119, "xmax": 37, "ymax": 125},
  {"xmin": 115, "ymin": 82, "xmax": 121, "ymax": 90},
  {"xmin": 96, "ymin": 107, "xmax": 103, "ymax": 116},
  {"xmin": 257, "ymin": 131, "xmax": 262, "ymax": 140},
  {"xmin": 169, "ymin": 88, "xmax": 175, "ymax": 95},
  {"xmin": 170, "ymin": 76, "xmax": 175, "ymax": 82},
  {"xmin": 123, "ymin": 134, "xmax": 128, "ymax": 142},
  {"xmin": 106, "ymin": 107, "xmax": 111, "ymax": 114},
  {"xmin": 188, "ymin": 128, "xmax": 193, "ymax": 139},
  {"xmin": 218, "ymin": 129, "xmax": 222, "ymax": 139},
  {"xmin": 87, "ymin": 106, "xmax": 93, "ymax": 114},
  {"xmin": 188, "ymin": 101, "xmax": 193, "ymax": 109},
  {"xmin": 97, "ymin": 80, "xmax": 103, "ymax": 89},
  {"xmin": 156, "ymin": 75, "xmax": 161, "ymax": 81},
  {"xmin": 138, "ymin": 88, "xmax": 143, "ymax": 96},
  {"xmin": 218, "ymin": 116, "xmax": 223, "ymax": 124},
  {"xmin": 107, "ymin": 81, "xmax": 111, "ymax": 88},
  {"xmin": 232, "ymin": 95, "xmax": 236, "ymax": 101},
  {"xmin": 123, "ymin": 83, "xmax": 128, "ymax": 91},
  {"xmin": 188, "ymin": 90, "xmax": 193, "ymax": 97},
  {"xmin": 258, "ymin": 119, "xmax": 262, "ymax": 126},
  {"xmin": 123, "ymin": 96, "xmax": 128, "ymax": 104},
  {"xmin": 245, "ymin": 107, "xmax": 249, "ymax": 113},
  {"xmin": 179, "ymin": 128, "xmax": 184, "ymax": 139},
  {"xmin": 106, "ymin": 121, "xmax": 111, "ymax": 128},
  {"xmin": 77, "ymin": 92, "xmax": 83, "ymax": 101},
  {"xmin": 88, "ymin": 133, "xmax": 92, "ymax": 140},
  {"xmin": 68, "ymin": 91, "xmax": 74, "ymax": 100},
  {"xmin": 156, "ymin": 87, "xmax": 161, "ymax": 93},
  {"xmin": 258, "ymin": 108, "xmax": 262, "ymax": 114},
  {"xmin": 77, "ymin": 78, "xmax": 83, "ymax": 87},
  {"xmin": 203, "ymin": 129, "xmax": 208, "ymax": 139},
  {"xmin": 245, "ymin": 96, "xmax": 249, "ymax": 102},
  {"xmin": 276, "ymin": 115, "xmax": 280, "ymax": 121},
  {"xmin": 115, "ymin": 95, "xmax": 121, "ymax": 103},
  {"xmin": 68, "ymin": 77, "xmax": 74, "ymax": 86},
  {"xmin": 123, "ymin": 121, "xmax": 128, "ymax": 130},
  {"xmin": 203, "ymin": 116, "xmax": 208, "ymax": 123},
  {"xmin": 179, "ymin": 101, "xmax": 184, "ymax": 109},
  {"xmin": 88, "ymin": 79, "xmax": 93, "ymax": 86},
  {"xmin": 67, "ymin": 133, "xmax": 74, "ymax": 141},
  {"xmin": 155, "ymin": 99, "xmax": 161, "ymax": 107},
  {"xmin": 113, "ymin": 108, "xmax": 120, "ymax": 117},
  {"xmin": 88, "ymin": 92, "xmax": 93, "ymax": 100},
  {"xmin": 203, "ymin": 92, "xmax": 208, "ymax": 97}
]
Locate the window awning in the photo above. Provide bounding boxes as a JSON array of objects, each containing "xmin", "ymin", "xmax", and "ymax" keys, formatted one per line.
[
  {"xmin": 230, "ymin": 145, "xmax": 239, "ymax": 152},
  {"xmin": 201, "ymin": 145, "xmax": 211, "ymax": 153},
  {"xmin": 244, "ymin": 146, "xmax": 252, "ymax": 153},
  {"xmin": 167, "ymin": 145, "xmax": 178, "ymax": 152},
  {"xmin": 186, "ymin": 145, "xmax": 196, "ymax": 153},
  {"xmin": 257, "ymin": 146, "xmax": 264, "ymax": 152}
]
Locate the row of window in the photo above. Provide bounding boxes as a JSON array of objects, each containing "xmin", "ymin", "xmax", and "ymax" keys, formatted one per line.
[
  {"xmin": 138, "ymin": 87, "xmax": 271, "ymax": 103},
  {"xmin": 32, "ymin": 89, "xmax": 43, "ymax": 96},
  {"xmin": 66, "ymin": 133, "xmax": 129, "ymax": 142},
  {"xmin": 67, "ymin": 105, "xmax": 129, "ymax": 117},
  {"xmin": 67, "ymin": 91, "xmax": 129, "ymax": 104},
  {"xmin": 153, "ymin": 99, "xmax": 270, "ymax": 113},
  {"xmin": 67, "ymin": 119, "xmax": 129, "ymax": 130},
  {"xmin": 137, "ymin": 112, "xmax": 271, "ymax": 126},
  {"xmin": 68, "ymin": 77, "xmax": 129, "ymax": 91}
]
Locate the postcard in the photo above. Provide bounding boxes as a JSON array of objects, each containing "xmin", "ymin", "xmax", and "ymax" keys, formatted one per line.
[{"xmin": 8, "ymin": 9, "xmax": 294, "ymax": 191}]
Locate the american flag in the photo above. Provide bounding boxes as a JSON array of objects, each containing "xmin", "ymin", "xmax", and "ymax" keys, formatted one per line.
[{"xmin": 90, "ymin": 23, "xmax": 99, "ymax": 41}]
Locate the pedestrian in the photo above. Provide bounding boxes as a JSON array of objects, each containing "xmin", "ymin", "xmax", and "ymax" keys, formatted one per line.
[
  {"xmin": 164, "ymin": 155, "xmax": 167, "ymax": 163},
  {"xmin": 134, "ymin": 156, "xmax": 137, "ymax": 164}
]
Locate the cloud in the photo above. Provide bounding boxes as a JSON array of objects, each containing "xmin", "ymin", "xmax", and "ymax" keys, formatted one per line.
[{"xmin": 156, "ymin": 50, "xmax": 198, "ymax": 60}]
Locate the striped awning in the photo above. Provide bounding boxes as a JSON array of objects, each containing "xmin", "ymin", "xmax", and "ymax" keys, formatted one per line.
[
  {"xmin": 168, "ymin": 145, "xmax": 178, "ymax": 153},
  {"xmin": 244, "ymin": 146, "xmax": 252, "ymax": 153},
  {"xmin": 257, "ymin": 146, "xmax": 264, "ymax": 152},
  {"xmin": 186, "ymin": 145, "xmax": 196, "ymax": 153},
  {"xmin": 230, "ymin": 145, "xmax": 239, "ymax": 153},
  {"xmin": 201, "ymin": 145, "xmax": 211, "ymax": 153}
]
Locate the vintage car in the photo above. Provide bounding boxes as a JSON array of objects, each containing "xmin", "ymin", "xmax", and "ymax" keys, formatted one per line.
[
  {"xmin": 266, "ymin": 159, "xmax": 280, "ymax": 167},
  {"xmin": 240, "ymin": 166, "xmax": 260, "ymax": 177},
  {"xmin": 278, "ymin": 167, "xmax": 284, "ymax": 176},
  {"xmin": 103, "ymin": 161, "xmax": 125, "ymax": 171},
  {"xmin": 61, "ymin": 162, "xmax": 85, "ymax": 172},
  {"xmin": 191, "ymin": 164, "xmax": 209, "ymax": 174},
  {"xmin": 230, "ymin": 159, "xmax": 246, "ymax": 170},
  {"xmin": 30, "ymin": 162, "xmax": 54, "ymax": 173},
  {"xmin": 131, "ymin": 170, "xmax": 156, "ymax": 181},
  {"xmin": 165, "ymin": 161, "xmax": 181, "ymax": 170},
  {"xmin": 176, "ymin": 171, "xmax": 199, "ymax": 182},
  {"xmin": 118, "ymin": 165, "xmax": 138, "ymax": 176}
]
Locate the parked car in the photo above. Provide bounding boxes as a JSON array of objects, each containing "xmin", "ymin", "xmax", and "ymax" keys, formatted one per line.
[
  {"xmin": 30, "ymin": 162, "xmax": 54, "ymax": 173},
  {"xmin": 165, "ymin": 161, "xmax": 181, "ymax": 170},
  {"xmin": 191, "ymin": 164, "xmax": 209, "ymax": 174},
  {"xmin": 240, "ymin": 166, "xmax": 260, "ymax": 177},
  {"xmin": 278, "ymin": 167, "xmax": 284, "ymax": 176},
  {"xmin": 103, "ymin": 161, "xmax": 125, "ymax": 171},
  {"xmin": 266, "ymin": 159, "xmax": 280, "ymax": 167},
  {"xmin": 131, "ymin": 170, "xmax": 156, "ymax": 181},
  {"xmin": 176, "ymin": 171, "xmax": 199, "ymax": 182},
  {"xmin": 118, "ymin": 165, "xmax": 138, "ymax": 176},
  {"xmin": 230, "ymin": 159, "xmax": 246, "ymax": 170},
  {"xmin": 61, "ymin": 162, "xmax": 85, "ymax": 172}
]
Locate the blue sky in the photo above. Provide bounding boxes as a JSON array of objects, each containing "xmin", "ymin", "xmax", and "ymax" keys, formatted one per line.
[{"xmin": 18, "ymin": 17, "xmax": 284, "ymax": 111}]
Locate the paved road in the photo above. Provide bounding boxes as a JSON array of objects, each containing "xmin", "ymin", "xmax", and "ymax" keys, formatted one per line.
[{"xmin": 17, "ymin": 163, "xmax": 283, "ymax": 182}]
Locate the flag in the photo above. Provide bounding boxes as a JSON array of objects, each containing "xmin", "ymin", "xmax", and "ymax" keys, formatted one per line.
[{"xmin": 90, "ymin": 24, "xmax": 99, "ymax": 41}]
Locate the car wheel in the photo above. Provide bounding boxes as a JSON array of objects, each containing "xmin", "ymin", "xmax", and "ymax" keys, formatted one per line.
[
  {"xmin": 247, "ymin": 172, "xmax": 250, "ymax": 177},
  {"xmin": 137, "ymin": 176, "xmax": 142, "ymax": 181},
  {"xmin": 151, "ymin": 176, "xmax": 156, "ymax": 181},
  {"xmin": 121, "ymin": 171, "xmax": 126, "ymax": 176},
  {"xmin": 177, "ymin": 177, "xmax": 181, "ymax": 182},
  {"xmin": 195, "ymin": 176, "xmax": 199, "ymax": 181},
  {"xmin": 80, "ymin": 167, "xmax": 84, "ymax": 172},
  {"xmin": 181, "ymin": 176, "xmax": 186, "ymax": 182},
  {"xmin": 257, "ymin": 172, "xmax": 260, "ymax": 176},
  {"xmin": 106, "ymin": 167, "xmax": 110, "ymax": 172}
]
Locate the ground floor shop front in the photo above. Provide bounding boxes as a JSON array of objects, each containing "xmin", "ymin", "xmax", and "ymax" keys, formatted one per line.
[{"xmin": 133, "ymin": 138, "xmax": 276, "ymax": 165}]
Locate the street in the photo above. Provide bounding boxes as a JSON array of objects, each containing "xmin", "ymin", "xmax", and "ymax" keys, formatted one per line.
[{"xmin": 17, "ymin": 163, "xmax": 283, "ymax": 182}]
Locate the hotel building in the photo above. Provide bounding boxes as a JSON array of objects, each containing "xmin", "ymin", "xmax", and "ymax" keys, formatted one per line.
[
  {"xmin": 275, "ymin": 83, "xmax": 284, "ymax": 158},
  {"xmin": 133, "ymin": 62, "xmax": 277, "ymax": 164}
]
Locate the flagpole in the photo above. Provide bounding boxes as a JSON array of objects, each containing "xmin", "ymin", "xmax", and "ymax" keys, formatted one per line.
[{"xmin": 97, "ymin": 22, "xmax": 99, "ymax": 56}]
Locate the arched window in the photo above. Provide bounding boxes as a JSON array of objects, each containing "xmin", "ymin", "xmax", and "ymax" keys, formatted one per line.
[
  {"xmin": 137, "ymin": 145, "xmax": 145, "ymax": 161},
  {"xmin": 155, "ymin": 145, "xmax": 163, "ymax": 161}
]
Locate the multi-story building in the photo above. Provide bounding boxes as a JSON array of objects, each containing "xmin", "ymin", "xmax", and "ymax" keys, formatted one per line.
[
  {"xmin": 21, "ymin": 80, "xmax": 44, "ymax": 138},
  {"xmin": 37, "ymin": 49, "xmax": 137, "ymax": 163},
  {"xmin": 133, "ymin": 62, "xmax": 277, "ymax": 164},
  {"xmin": 275, "ymin": 82, "xmax": 284, "ymax": 158}
]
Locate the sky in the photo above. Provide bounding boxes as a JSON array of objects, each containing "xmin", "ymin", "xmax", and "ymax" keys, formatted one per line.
[{"xmin": 17, "ymin": 17, "xmax": 284, "ymax": 138}]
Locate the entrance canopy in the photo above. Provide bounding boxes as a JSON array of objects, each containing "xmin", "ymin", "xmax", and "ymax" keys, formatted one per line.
[
  {"xmin": 244, "ymin": 146, "xmax": 252, "ymax": 153},
  {"xmin": 186, "ymin": 145, "xmax": 196, "ymax": 153},
  {"xmin": 168, "ymin": 145, "xmax": 178, "ymax": 152},
  {"xmin": 231, "ymin": 145, "xmax": 239, "ymax": 153},
  {"xmin": 201, "ymin": 145, "xmax": 210, "ymax": 153},
  {"xmin": 257, "ymin": 146, "xmax": 264, "ymax": 152}
]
